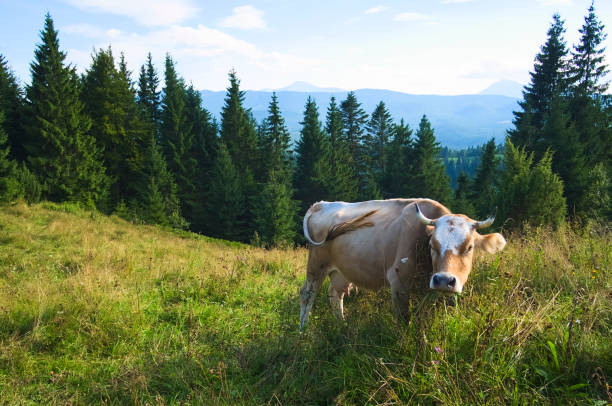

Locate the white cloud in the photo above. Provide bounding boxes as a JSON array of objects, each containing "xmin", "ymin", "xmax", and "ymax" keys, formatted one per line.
[
  {"xmin": 365, "ymin": 5, "xmax": 389, "ymax": 14},
  {"xmin": 64, "ymin": 0, "xmax": 198, "ymax": 26},
  {"xmin": 219, "ymin": 5, "xmax": 267, "ymax": 30},
  {"xmin": 536, "ymin": 0, "xmax": 572, "ymax": 5},
  {"xmin": 393, "ymin": 12, "xmax": 430, "ymax": 22},
  {"xmin": 441, "ymin": 0, "xmax": 473, "ymax": 3},
  {"xmin": 62, "ymin": 22, "xmax": 324, "ymax": 90}
]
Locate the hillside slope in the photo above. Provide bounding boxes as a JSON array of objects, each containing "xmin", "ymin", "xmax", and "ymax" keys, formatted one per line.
[{"xmin": 0, "ymin": 202, "xmax": 610, "ymax": 404}]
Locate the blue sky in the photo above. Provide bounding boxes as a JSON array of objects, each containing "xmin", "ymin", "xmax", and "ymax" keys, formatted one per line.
[{"xmin": 0, "ymin": 0, "xmax": 609, "ymax": 94}]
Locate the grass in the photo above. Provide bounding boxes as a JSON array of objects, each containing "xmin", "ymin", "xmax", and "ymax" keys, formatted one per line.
[{"xmin": 0, "ymin": 201, "xmax": 610, "ymax": 405}]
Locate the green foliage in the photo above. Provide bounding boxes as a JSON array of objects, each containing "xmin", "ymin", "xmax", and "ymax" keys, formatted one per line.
[
  {"xmin": 0, "ymin": 112, "xmax": 21, "ymax": 202},
  {"xmin": 160, "ymin": 55, "xmax": 197, "ymax": 219},
  {"xmin": 24, "ymin": 14, "xmax": 106, "ymax": 207},
  {"xmin": 340, "ymin": 91, "xmax": 371, "ymax": 200},
  {"xmin": 383, "ymin": 119, "xmax": 413, "ymax": 198},
  {"xmin": 497, "ymin": 139, "xmax": 566, "ymax": 228},
  {"xmin": 453, "ymin": 171, "xmax": 476, "ymax": 217},
  {"xmin": 137, "ymin": 52, "xmax": 161, "ymax": 128},
  {"xmin": 324, "ymin": 96, "xmax": 358, "ymax": 201},
  {"xmin": 252, "ymin": 170, "xmax": 297, "ymax": 248},
  {"xmin": 294, "ymin": 97, "xmax": 331, "ymax": 212},
  {"xmin": 0, "ymin": 55, "xmax": 25, "ymax": 162},
  {"xmin": 471, "ymin": 138, "xmax": 500, "ymax": 218},
  {"xmin": 365, "ymin": 101, "xmax": 393, "ymax": 188},
  {"xmin": 411, "ymin": 115, "xmax": 452, "ymax": 204},
  {"xmin": 205, "ymin": 142, "xmax": 246, "ymax": 241},
  {"xmin": 81, "ymin": 48, "xmax": 150, "ymax": 212}
]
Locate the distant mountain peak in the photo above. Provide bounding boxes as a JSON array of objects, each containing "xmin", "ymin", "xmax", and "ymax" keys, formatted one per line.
[
  {"xmin": 276, "ymin": 81, "xmax": 345, "ymax": 93},
  {"xmin": 479, "ymin": 80, "xmax": 524, "ymax": 99}
]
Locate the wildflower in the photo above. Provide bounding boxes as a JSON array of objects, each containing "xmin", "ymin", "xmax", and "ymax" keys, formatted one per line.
[{"xmin": 435, "ymin": 346, "xmax": 442, "ymax": 353}]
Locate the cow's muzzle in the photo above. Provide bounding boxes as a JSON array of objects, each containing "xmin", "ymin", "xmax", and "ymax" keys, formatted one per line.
[{"xmin": 430, "ymin": 272, "xmax": 462, "ymax": 293}]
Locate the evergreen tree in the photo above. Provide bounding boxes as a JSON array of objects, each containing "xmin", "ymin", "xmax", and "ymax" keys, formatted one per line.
[
  {"xmin": 252, "ymin": 169, "xmax": 297, "ymax": 247},
  {"xmin": 205, "ymin": 142, "xmax": 245, "ymax": 241},
  {"xmin": 260, "ymin": 92, "xmax": 292, "ymax": 177},
  {"xmin": 497, "ymin": 139, "xmax": 566, "ymax": 228},
  {"xmin": 568, "ymin": 3, "xmax": 609, "ymax": 95},
  {"xmin": 509, "ymin": 14, "xmax": 569, "ymax": 156},
  {"xmin": 411, "ymin": 115, "xmax": 452, "ymax": 204},
  {"xmin": 220, "ymin": 70, "xmax": 258, "ymax": 176},
  {"xmin": 365, "ymin": 101, "xmax": 393, "ymax": 188},
  {"xmin": 340, "ymin": 91, "xmax": 370, "ymax": 199},
  {"xmin": 0, "ymin": 55, "xmax": 25, "ymax": 161},
  {"xmin": 383, "ymin": 119, "xmax": 413, "ymax": 198},
  {"xmin": 139, "ymin": 138, "xmax": 186, "ymax": 228},
  {"xmin": 295, "ymin": 97, "xmax": 331, "ymax": 212},
  {"xmin": 325, "ymin": 96, "xmax": 358, "ymax": 201},
  {"xmin": 137, "ymin": 52, "xmax": 161, "ymax": 129},
  {"xmin": 470, "ymin": 138, "xmax": 499, "ymax": 217},
  {"xmin": 0, "ymin": 111, "xmax": 21, "ymax": 202},
  {"xmin": 218, "ymin": 70, "xmax": 259, "ymax": 238},
  {"xmin": 453, "ymin": 171, "xmax": 475, "ymax": 217},
  {"xmin": 567, "ymin": 3, "xmax": 610, "ymax": 179},
  {"xmin": 184, "ymin": 84, "xmax": 218, "ymax": 233},
  {"xmin": 160, "ymin": 54, "xmax": 197, "ymax": 220},
  {"xmin": 81, "ymin": 48, "xmax": 149, "ymax": 211},
  {"xmin": 24, "ymin": 14, "xmax": 106, "ymax": 206}
]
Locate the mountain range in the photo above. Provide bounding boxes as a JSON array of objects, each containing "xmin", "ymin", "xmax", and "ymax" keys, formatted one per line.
[{"xmin": 200, "ymin": 80, "xmax": 523, "ymax": 149}]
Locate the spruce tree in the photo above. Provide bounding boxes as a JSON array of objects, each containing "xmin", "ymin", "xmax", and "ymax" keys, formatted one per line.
[
  {"xmin": 81, "ymin": 48, "xmax": 149, "ymax": 211},
  {"xmin": 383, "ymin": 119, "xmax": 413, "ymax": 198},
  {"xmin": 411, "ymin": 115, "xmax": 452, "ymax": 204},
  {"xmin": 218, "ymin": 70, "xmax": 259, "ymax": 239},
  {"xmin": 184, "ymin": 84, "xmax": 218, "ymax": 233},
  {"xmin": 325, "ymin": 96, "xmax": 358, "ymax": 201},
  {"xmin": 0, "ymin": 111, "xmax": 21, "ymax": 202},
  {"xmin": 470, "ymin": 138, "xmax": 499, "ymax": 217},
  {"xmin": 509, "ymin": 14, "xmax": 569, "ymax": 156},
  {"xmin": 453, "ymin": 171, "xmax": 475, "ymax": 217},
  {"xmin": 24, "ymin": 14, "xmax": 106, "ymax": 206},
  {"xmin": 0, "ymin": 55, "xmax": 25, "ymax": 162},
  {"xmin": 340, "ymin": 91, "xmax": 370, "ymax": 199},
  {"xmin": 137, "ymin": 52, "xmax": 161, "ymax": 130},
  {"xmin": 205, "ymin": 142, "xmax": 245, "ymax": 241},
  {"xmin": 160, "ymin": 54, "xmax": 197, "ymax": 220},
  {"xmin": 567, "ymin": 3, "xmax": 610, "ymax": 181},
  {"xmin": 497, "ymin": 139, "xmax": 566, "ymax": 228},
  {"xmin": 260, "ymin": 92, "xmax": 292, "ymax": 177},
  {"xmin": 365, "ymin": 101, "xmax": 393, "ymax": 185},
  {"xmin": 295, "ymin": 97, "xmax": 331, "ymax": 212}
]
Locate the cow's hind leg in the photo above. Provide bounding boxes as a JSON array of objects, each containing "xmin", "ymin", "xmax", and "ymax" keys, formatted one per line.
[
  {"xmin": 299, "ymin": 255, "xmax": 327, "ymax": 331},
  {"xmin": 328, "ymin": 270, "xmax": 351, "ymax": 320}
]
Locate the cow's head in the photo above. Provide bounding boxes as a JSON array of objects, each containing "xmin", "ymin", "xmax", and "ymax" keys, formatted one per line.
[{"xmin": 415, "ymin": 203, "xmax": 506, "ymax": 294}]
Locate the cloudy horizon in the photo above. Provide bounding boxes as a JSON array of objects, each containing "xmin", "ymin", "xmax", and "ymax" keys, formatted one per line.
[{"xmin": 0, "ymin": 0, "xmax": 610, "ymax": 95}]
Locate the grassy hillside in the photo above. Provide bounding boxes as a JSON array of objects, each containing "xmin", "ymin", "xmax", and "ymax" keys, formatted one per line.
[{"xmin": 0, "ymin": 202, "xmax": 610, "ymax": 405}]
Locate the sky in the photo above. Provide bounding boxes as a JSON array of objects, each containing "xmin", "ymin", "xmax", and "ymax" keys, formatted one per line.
[{"xmin": 0, "ymin": 0, "xmax": 610, "ymax": 95}]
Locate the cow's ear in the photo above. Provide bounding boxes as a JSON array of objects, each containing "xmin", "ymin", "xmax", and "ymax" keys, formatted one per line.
[{"xmin": 476, "ymin": 233, "xmax": 506, "ymax": 254}]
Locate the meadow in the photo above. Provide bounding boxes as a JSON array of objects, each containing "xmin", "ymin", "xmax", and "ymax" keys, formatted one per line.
[{"xmin": 0, "ymin": 202, "xmax": 610, "ymax": 405}]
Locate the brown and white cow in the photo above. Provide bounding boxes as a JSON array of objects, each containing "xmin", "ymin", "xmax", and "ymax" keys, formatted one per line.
[{"xmin": 299, "ymin": 198, "xmax": 506, "ymax": 330}]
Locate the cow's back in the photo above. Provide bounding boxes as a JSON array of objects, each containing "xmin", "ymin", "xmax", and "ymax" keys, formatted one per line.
[{"xmin": 305, "ymin": 199, "xmax": 446, "ymax": 290}]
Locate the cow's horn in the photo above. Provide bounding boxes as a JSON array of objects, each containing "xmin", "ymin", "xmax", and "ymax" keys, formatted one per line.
[
  {"xmin": 415, "ymin": 203, "xmax": 436, "ymax": 226},
  {"xmin": 473, "ymin": 207, "xmax": 497, "ymax": 229}
]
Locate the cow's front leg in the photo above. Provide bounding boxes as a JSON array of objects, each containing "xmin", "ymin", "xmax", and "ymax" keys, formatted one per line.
[
  {"xmin": 386, "ymin": 266, "xmax": 410, "ymax": 322},
  {"xmin": 299, "ymin": 272, "xmax": 325, "ymax": 331}
]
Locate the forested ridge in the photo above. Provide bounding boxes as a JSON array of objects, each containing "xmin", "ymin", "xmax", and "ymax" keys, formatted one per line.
[{"xmin": 1, "ymin": 6, "xmax": 610, "ymax": 246}]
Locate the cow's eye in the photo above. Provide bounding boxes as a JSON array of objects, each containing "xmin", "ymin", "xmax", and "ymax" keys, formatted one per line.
[{"xmin": 465, "ymin": 245, "xmax": 473, "ymax": 254}]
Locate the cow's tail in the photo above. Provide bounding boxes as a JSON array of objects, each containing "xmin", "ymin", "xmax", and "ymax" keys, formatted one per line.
[
  {"xmin": 303, "ymin": 204, "xmax": 378, "ymax": 247},
  {"xmin": 303, "ymin": 205, "xmax": 327, "ymax": 246}
]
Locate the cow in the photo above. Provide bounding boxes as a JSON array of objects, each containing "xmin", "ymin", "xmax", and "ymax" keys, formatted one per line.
[{"xmin": 299, "ymin": 198, "xmax": 506, "ymax": 330}]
